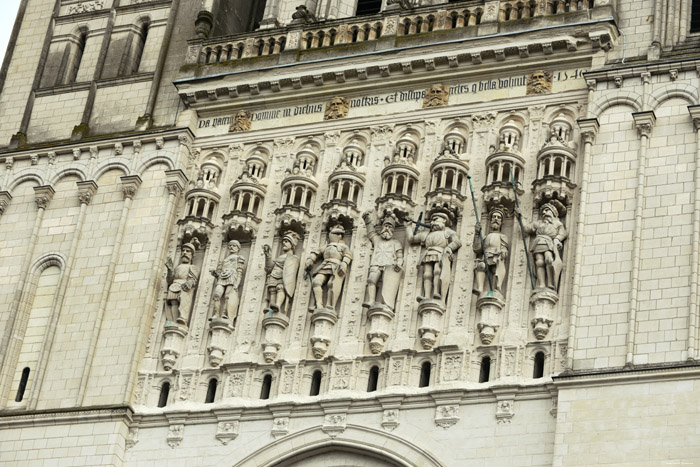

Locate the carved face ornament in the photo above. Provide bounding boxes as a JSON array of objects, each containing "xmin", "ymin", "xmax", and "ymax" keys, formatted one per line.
[
  {"xmin": 380, "ymin": 222, "xmax": 395, "ymax": 239},
  {"xmin": 491, "ymin": 212, "xmax": 503, "ymax": 231},
  {"xmin": 431, "ymin": 215, "xmax": 447, "ymax": 231},
  {"xmin": 228, "ymin": 240, "xmax": 241, "ymax": 254},
  {"xmin": 181, "ymin": 247, "xmax": 194, "ymax": 263}
]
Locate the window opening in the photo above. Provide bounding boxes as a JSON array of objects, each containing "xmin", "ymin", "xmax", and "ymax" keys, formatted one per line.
[
  {"xmin": 158, "ymin": 382, "xmax": 170, "ymax": 407},
  {"xmin": 419, "ymin": 361, "xmax": 431, "ymax": 387},
  {"xmin": 310, "ymin": 370, "xmax": 322, "ymax": 396},
  {"xmin": 131, "ymin": 22, "xmax": 149, "ymax": 74},
  {"xmin": 205, "ymin": 379, "xmax": 217, "ymax": 403},
  {"xmin": 693, "ymin": 0, "xmax": 700, "ymax": 33},
  {"xmin": 479, "ymin": 356, "xmax": 491, "ymax": 383},
  {"xmin": 356, "ymin": 0, "xmax": 382, "ymax": 15},
  {"xmin": 533, "ymin": 352, "xmax": 545, "ymax": 378},
  {"xmin": 367, "ymin": 366, "xmax": 379, "ymax": 392},
  {"xmin": 260, "ymin": 374, "xmax": 272, "ymax": 399},
  {"xmin": 15, "ymin": 367, "xmax": 30, "ymax": 402}
]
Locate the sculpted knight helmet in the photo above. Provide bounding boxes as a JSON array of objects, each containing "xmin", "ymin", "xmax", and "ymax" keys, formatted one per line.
[{"xmin": 282, "ymin": 231, "xmax": 300, "ymax": 248}]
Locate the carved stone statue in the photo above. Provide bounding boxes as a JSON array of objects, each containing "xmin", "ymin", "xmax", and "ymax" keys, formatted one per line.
[
  {"xmin": 211, "ymin": 240, "xmax": 246, "ymax": 322},
  {"xmin": 305, "ymin": 224, "xmax": 353, "ymax": 311},
  {"xmin": 517, "ymin": 201, "xmax": 567, "ymax": 290},
  {"xmin": 165, "ymin": 243, "xmax": 200, "ymax": 325},
  {"xmin": 473, "ymin": 207, "xmax": 509, "ymax": 297},
  {"xmin": 362, "ymin": 210, "xmax": 404, "ymax": 310},
  {"xmin": 407, "ymin": 211, "xmax": 462, "ymax": 303},
  {"xmin": 263, "ymin": 231, "xmax": 301, "ymax": 314}
]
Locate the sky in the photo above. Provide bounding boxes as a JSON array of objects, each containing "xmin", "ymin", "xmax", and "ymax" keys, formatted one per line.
[{"xmin": 0, "ymin": 0, "xmax": 22, "ymax": 65}]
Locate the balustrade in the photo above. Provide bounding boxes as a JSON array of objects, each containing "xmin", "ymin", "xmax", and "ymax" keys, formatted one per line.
[{"xmin": 188, "ymin": 0, "xmax": 596, "ymax": 66}]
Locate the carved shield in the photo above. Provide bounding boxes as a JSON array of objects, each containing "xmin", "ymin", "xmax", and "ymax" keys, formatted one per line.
[
  {"xmin": 380, "ymin": 266, "xmax": 403, "ymax": 309},
  {"xmin": 283, "ymin": 253, "xmax": 300, "ymax": 298}
]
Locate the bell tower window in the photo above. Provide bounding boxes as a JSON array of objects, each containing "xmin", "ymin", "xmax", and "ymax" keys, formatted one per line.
[{"xmin": 356, "ymin": 0, "xmax": 381, "ymax": 15}]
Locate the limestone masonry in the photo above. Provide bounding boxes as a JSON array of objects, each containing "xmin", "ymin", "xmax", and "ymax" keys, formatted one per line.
[{"xmin": 1, "ymin": 0, "xmax": 700, "ymax": 466}]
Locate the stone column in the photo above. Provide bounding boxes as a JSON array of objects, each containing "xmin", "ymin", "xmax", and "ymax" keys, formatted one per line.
[
  {"xmin": 76, "ymin": 175, "xmax": 142, "ymax": 404},
  {"xmin": 625, "ymin": 111, "xmax": 656, "ymax": 368},
  {"xmin": 125, "ymin": 169, "xmax": 186, "ymax": 390},
  {"xmin": 26, "ymin": 180, "xmax": 98, "ymax": 409},
  {"xmin": 0, "ymin": 184, "xmax": 54, "ymax": 404},
  {"xmin": 565, "ymin": 118, "xmax": 599, "ymax": 371},
  {"xmin": 687, "ymin": 105, "xmax": 700, "ymax": 361}
]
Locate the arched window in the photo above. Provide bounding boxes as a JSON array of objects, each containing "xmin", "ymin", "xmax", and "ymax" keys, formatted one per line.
[
  {"xmin": 9, "ymin": 264, "xmax": 61, "ymax": 405},
  {"xmin": 64, "ymin": 29, "xmax": 87, "ymax": 84},
  {"xmin": 15, "ymin": 368, "xmax": 30, "ymax": 402},
  {"xmin": 533, "ymin": 352, "xmax": 545, "ymax": 378},
  {"xmin": 419, "ymin": 361, "xmax": 431, "ymax": 387},
  {"xmin": 121, "ymin": 20, "xmax": 149, "ymax": 76},
  {"xmin": 310, "ymin": 370, "xmax": 322, "ymax": 396},
  {"xmin": 205, "ymin": 378, "xmax": 217, "ymax": 403},
  {"xmin": 691, "ymin": 0, "xmax": 700, "ymax": 32},
  {"xmin": 260, "ymin": 374, "xmax": 272, "ymax": 400},
  {"xmin": 158, "ymin": 382, "xmax": 170, "ymax": 407},
  {"xmin": 356, "ymin": 0, "xmax": 381, "ymax": 15},
  {"xmin": 247, "ymin": 0, "xmax": 267, "ymax": 32},
  {"xmin": 479, "ymin": 356, "xmax": 491, "ymax": 383},
  {"xmin": 367, "ymin": 366, "xmax": 379, "ymax": 392}
]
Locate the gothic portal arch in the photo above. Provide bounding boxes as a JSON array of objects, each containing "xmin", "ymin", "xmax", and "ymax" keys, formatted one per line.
[{"xmin": 235, "ymin": 425, "xmax": 444, "ymax": 467}]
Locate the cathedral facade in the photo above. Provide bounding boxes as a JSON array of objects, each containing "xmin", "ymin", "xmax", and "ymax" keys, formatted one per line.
[{"xmin": 0, "ymin": 0, "xmax": 699, "ymax": 465}]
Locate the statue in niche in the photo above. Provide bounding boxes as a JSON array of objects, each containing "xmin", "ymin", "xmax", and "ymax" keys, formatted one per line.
[
  {"xmin": 211, "ymin": 240, "xmax": 246, "ymax": 323},
  {"xmin": 263, "ymin": 231, "xmax": 301, "ymax": 315},
  {"xmin": 406, "ymin": 210, "xmax": 462, "ymax": 303},
  {"xmin": 362, "ymin": 210, "xmax": 404, "ymax": 310},
  {"xmin": 165, "ymin": 243, "xmax": 200, "ymax": 325},
  {"xmin": 473, "ymin": 207, "xmax": 510, "ymax": 297},
  {"xmin": 516, "ymin": 201, "xmax": 567, "ymax": 290},
  {"xmin": 305, "ymin": 224, "xmax": 353, "ymax": 311}
]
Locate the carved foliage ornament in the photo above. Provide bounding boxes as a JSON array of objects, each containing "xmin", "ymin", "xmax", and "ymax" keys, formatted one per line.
[{"xmin": 68, "ymin": 0, "xmax": 105, "ymax": 14}]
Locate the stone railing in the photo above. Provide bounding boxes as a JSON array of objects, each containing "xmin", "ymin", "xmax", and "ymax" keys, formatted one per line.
[{"xmin": 185, "ymin": 0, "xmax": 598, "ymax": 66}]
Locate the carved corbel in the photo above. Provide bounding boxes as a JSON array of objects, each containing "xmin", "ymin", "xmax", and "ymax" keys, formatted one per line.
[
  {"xmin": 166, "ymin": 423, "xmax": 185, "ymax": 448},
  {"xmin": 270, "ymin": 404, "xmax": 294, "ymax": 439},
  {"xmin": 0, "ymin": 191, "xmax": 12, "ymax": 216},
  {"xmin": 34, "ymin": 185, "xmax": 55, "ymax": 211},
  {"xmin": 76, "ymin": 180, "xmax": 98, "ymax": 206},
  {"xmin": 434, "ymin": 405, "xmax": 460, "ymax": 428},
  {"xmin": 126, "ymin": 427, "xmax": 139, "ymax": 450},
  {"xmin": 213, "ymin": 409, "xmax": 242, "ymax": 445},
  {"xmin": 688, "ymin": 105, "xmax": 700, "ymax": 131},
  {"xmin": 431, "ymin": 391, "xmax": 463, "ymax": 428},
  {"xmin": 378, "ymin": 395, "xmax": 403, "ymax": 432},
  {"xmin": 492, "ymin": 386, "xmax": 517, "ymax": 424},
  {"xmin": 632, "ymin": 111, "xmax": 656, "ymax": 139},
  {"xmin": 120, "ymin": 175, "xmax": 142, "ymax": 200},
  {"xmin": 165, "ymin": 169, "xmax": 188, "ymax": 197}
]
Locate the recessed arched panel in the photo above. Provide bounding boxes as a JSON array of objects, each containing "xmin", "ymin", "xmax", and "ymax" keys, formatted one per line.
[{"xmin": 237, "ymin": 426, "xmax": 445, "ymax": 467}]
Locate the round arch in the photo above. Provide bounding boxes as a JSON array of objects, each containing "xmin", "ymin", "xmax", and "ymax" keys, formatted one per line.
[{"xmin": 234, "ymin": 425, "xmax": 444, "ymax": 467}]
